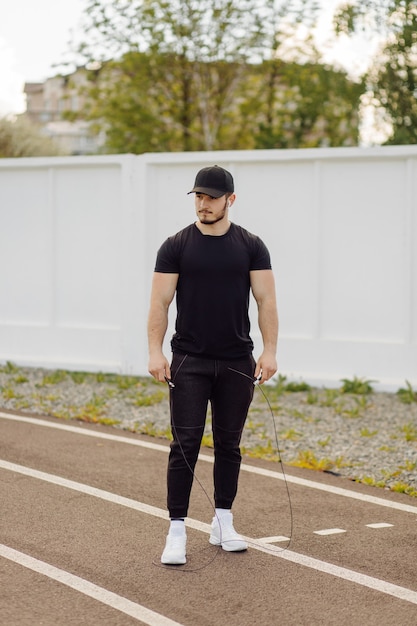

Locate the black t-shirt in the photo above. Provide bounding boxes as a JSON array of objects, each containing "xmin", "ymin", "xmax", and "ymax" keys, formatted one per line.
[{"xmin": 154, "ymin": 222, "xmax": 272, "ymax": 359}]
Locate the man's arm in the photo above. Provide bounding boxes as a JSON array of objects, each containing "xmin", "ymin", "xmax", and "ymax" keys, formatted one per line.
[
  {"xmin": 147, "ymin": 272, "xmax": 179, "ymax": 382},
  {"xmin": 250, "ymin": 269, "xmax": 278, "ymax": 384}
]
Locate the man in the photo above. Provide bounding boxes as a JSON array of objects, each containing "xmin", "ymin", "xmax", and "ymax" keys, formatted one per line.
[{"xmin": 147, "ymin": 165, "xmax": 278, "ymax": 565}]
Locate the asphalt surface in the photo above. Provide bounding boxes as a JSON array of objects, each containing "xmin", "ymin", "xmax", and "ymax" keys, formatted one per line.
[{"xmin": 1, "ymin": 410, "xmax": 417, "ymax": 626}]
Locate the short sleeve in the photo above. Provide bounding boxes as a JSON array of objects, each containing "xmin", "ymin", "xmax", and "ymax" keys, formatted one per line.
[
  {"xmin": 154, "ymin": 237, "xmax": 181, "ymax": 273},
  {"xmin": 250, "ymin": 237, "xmax": 272, "ymax": 271}
]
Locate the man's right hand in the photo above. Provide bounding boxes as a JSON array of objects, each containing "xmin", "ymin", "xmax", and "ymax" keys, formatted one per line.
[{"xmin": 148, "ymin": 352, "xmax": 171, "ymax": 383}]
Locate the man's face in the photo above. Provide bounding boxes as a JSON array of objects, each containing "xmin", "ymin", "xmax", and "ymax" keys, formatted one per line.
[{"xmin": 195, "ymin": 193, "xmax": 228, "ymax": 225}]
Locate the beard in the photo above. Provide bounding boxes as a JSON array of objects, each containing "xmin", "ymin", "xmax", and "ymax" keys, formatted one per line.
[{"xmin": 197, "ymin": 199, "xmax": 227, "ymax": 224}]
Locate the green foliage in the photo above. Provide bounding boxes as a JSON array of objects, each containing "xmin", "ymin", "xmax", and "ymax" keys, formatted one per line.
[
  {"xmin": 391, "ymin": 482, "xmax": 417, "ymax": 497},
  {"xmin": 130, "ymin": 390, "xmax": 166, "ymax": 407},
  {"xmin": 399, "ymin": 422, "xmax": 417, "ymax": 442},
  {"xmin": 72, "ymin": 0, "xmax": 363, "ymax": 152},
  {"xmin": 333, "ymin": 1, "xmax": 417, "ymax": 145},
  {"xmin": 397, "ymin": 380, "xmax": 417, "ymax": 404},
  {"xmin": 340, "ymin": 376, "xmax": 375, "ymax": 394},
  {"xmin": 357, "ymin": 475, "xmax": 387, "ymax": 489},
  {"xmin": 320, "ymin": 388, "xmax": 341, "ymax": 407},
  {"xmin": 360, "ymin": 428, "xmax": 378, "ymax": 437},
  {"xmin": 280, "ymin": 428, "xmax": 304, "ymax": 440},
  {"xmin": 242, "ymin": 439, "xmax": 280, "ymax": 461},
  {"xmin": 0, "ymin": 116, "xmax": 63, "ymax": 158},
  {"xmin": 1, "ymin": 386, "xmax": 21, "ymax": 400},
  {"xmin": 285, "ymin": 380, "xmax": 311, "ymax": 392},
  {"xmin": 337, "ymin": 396, "xmax": 370, "ymax": 418},
  {"xmin": 13, "ymin": 375, "xmax": 29, "ymax": 384},
  {"xmin": 0, "ymin": 361, "xmax": 19, "ymax": 374},
  {"xmin": 253, "ymin": 60, "xmax": 364, "ymax": 149},
  {"xmin": 134, "ymin": 421, "xmax": 172, "ymax": 440},
  {"xmin": 306, "ymin": 391, "xmax": 319, "ymax": 404},
  {"xmin": 289, "ymin": 450, "xmax": 345, "ymax": 472},
  {"xmin": 39, "ymin": 370, "xmax": 68, "ymax": 386}
]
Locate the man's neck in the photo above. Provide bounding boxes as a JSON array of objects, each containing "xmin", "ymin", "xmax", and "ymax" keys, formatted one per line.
[{"xmin": 195, "ymin": 219, "xmax": 231, "ymax": 236}]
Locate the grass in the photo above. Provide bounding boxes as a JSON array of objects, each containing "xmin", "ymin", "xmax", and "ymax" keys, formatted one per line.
[
  {"xmin": 2, "ymin": 362, "xmax": 417, "ymax": 497},
  {"xmin": 399, "ymin": 423, "xmax": 417, "ymax": 442},
  {"xmin": 360, "ymin": 428, "xmax": 378, "ymax": 437},
  {"xmin": 134, "ymin": 421, "xmax": 172, "ymax": 440},
  {"xmin": 242, "ymin": 439, "xmax": 280, "ymax": 461},
  {"xmin": 397, "ymin": 380, "xmax": 417, "ymax": 404},
  {"xmin": 340, "ymin": 376, "xmax": 376, "ymax": 395},
  {"xmin": 289, "ymin": 450, "xmax": 347, "ymax": 473}
]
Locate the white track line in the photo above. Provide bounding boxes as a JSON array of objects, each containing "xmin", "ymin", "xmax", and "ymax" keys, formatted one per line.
[
  {"xmin": 0, "ymin": 544, "xmax": 183, "ymax": 626},
  {"xmin": 1, "ymin": 459, "xmax": 417, "ymax": 606},
  {"xmin": 2, "ymin": 411, "xmax": 417, "ymax": 515}
]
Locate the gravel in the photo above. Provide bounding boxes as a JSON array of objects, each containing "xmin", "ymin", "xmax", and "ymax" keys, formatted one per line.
[{"xmin": 1, "ymin": 364, "xmax": 417, "ymax": 495}]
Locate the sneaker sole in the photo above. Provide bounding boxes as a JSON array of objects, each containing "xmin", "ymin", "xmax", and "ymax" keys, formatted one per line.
[
  {"xmin": 209, "ymin": 535, "xmax": 247, "ymax": 552},
  {"xmin": 161, "ymin": 555, "xmax": 186, "ymax": 565}
]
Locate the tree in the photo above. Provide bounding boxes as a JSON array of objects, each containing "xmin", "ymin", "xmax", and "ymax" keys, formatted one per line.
[
  {"xmin": 0, "ymin": 116, "xmax": 63, "ymax": 158},
  {"xmin": 75, "ymin": 0, "xmax": 330, "ymax": 152},
  {"xmin": 333, "ymin": 0, "xmax": 417, "ymax": 144},
  {"xmin": 252, "ymin": 61, "xmax": 364, "ymax": 148}
]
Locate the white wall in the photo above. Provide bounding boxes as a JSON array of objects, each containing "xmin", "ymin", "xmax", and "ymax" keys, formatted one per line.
[{"xmin": 1, "ymin": 146, "xmax": 416, "ymax": 390}]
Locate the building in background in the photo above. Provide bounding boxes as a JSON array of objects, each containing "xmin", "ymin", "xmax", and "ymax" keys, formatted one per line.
[{"xmin": 23, "ymin": 69, "xmax": 104, "ymax": 155}]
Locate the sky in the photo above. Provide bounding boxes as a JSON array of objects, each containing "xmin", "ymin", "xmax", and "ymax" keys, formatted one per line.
[
  {"xmin": 0, "ymin": 0, "xmax": 85, "ymax": 115},
  {"xmin": 0, "ymin": 0, "xmax": 381, "ymax": 118}
]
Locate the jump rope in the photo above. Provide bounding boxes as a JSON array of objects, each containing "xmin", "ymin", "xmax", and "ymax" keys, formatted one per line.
[{"xmin": 154, "ymin": 356, "xmax": 294, "ymax": 572}]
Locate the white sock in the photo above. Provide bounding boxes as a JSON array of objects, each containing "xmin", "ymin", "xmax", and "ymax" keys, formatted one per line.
[
  {"xmin": 215, "ymin": 508, "xmax": 231, "ymax": 519},
  {"xmin": 169, "ymin": 519, "xmax": 186, "ymax": 536}
]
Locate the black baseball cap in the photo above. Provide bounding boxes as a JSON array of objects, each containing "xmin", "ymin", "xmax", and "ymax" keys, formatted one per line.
[{"xmin": 188, "ymin": 165, "xmax": 234, "ymax": 198}]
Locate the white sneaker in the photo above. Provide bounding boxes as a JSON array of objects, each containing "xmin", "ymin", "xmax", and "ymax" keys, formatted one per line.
[
  {"xmin": 209, "ymin": 512, "xmax": 247, "ymax": 552},
  {"xmin": 161, "ymin": 532, "xmax": 187, "ymax": 565}
]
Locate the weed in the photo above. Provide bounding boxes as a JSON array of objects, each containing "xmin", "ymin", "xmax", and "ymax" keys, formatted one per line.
[
  {"xmin": 0, "ymin": 361, "xmax": 19, "ymax": 374},
  {"xmin": 379, "ymin": 445, "xmax": 397, "ymax": 452},
  {"xmin": 340, "ymin": 376, "xmax": 376, "ymax": 395},
  {"xmin": 320, "ymin": 388, "xmax": 341, "ymax": 407},
  {"xmin": 397, "ymin": 380, "xmax": 417, "ymax": 404},
  {"xmin": 274, "ymin": 374, "xmax": 288, "ymax": 394},
  {"xmin": 39, "ymin": 370, "xmax": 68, "ymax": 386},
  {"xmin": 115, "ymin": 375, "xmax": 142, "ymax": 390},
  {"xmin": 242, "ymin": 440, "xmax": 279, "ymax": 461},
  {"xmin": 69, "ymin": 371, "xmax": 89, "ymax": 384},
  {"xmin": 339, "ymin": 403, "xmax": 361, "ymax": 418},
  {"xmin": 131, "ymin": 390, "xmax": 166, "ymax": 407},
  {"xmin": 14, "ymin": 375, "xmax": 29, "ymax": 384},
  {"xmin": 357, "ymin": 476, "xmax": 386, "ymax": 488},
  {"xmin": 391, "ymin": 482, "xmax": 417, "ymax": 497},
  {"xmin": 43, "ymin": 394, "xmax": 60, "ymax": 402},
  {"xmin": 381, "ymin": 468, "xmax": 402, "ymax": 480},
  {"xmin": 339, "ymin": 396, "xmax": 369, "ymax": 418},
  {"xmin": 285, "ymin": 380, "xmax": 311, "ymax": 393},
  {"xmin": 245, "ymin": 418, "xmax": 266, "ymax": 435},
  {"xmin": 201, "ymin": 433, "xmax": 214, "ymax": 448},
  {"xmin": 289, "ymin": 450, "xmax": 345, "ymax": 472},
  {"xmin": 281, "ymin": 428, "xmax": 304, "ymax": 440},
  {"xmin": 263, "ymin": 374, "xmax": 287, "ymax": 402},
  {"xmin": 398, "ymin": 460, "xmax": 417, "ymax": 472},
  {"xmin": 306, "ymin": 391, "xmax": 319, "ymax": 404},
  {"xmin": 318, "ymin": 436, "xmax": 331, "ymax": 447},
  {"xmin": 133, "ymin": 421, "xmax": 172, "ymax": 439},
  {"xmin": 67, "ymin": 395, "xmax": 110, "ymax": 424},
  {"xmin": 400, "ymin": 423, "xmax": 417, "ymax": 442},
  {"xmin": 360, "ymin": 428, "xmax": 378, "ymax": 437},
  {"xmin": 1, "ymin": 386, "xmax": 21, "ymax": 400},
  {"xmin": 288, "ymin": 408, "xmax": 308, "ymax": 420},
  {"xmin": 15, "ymin": 399, "xmax": 30, "ymax": 409}
]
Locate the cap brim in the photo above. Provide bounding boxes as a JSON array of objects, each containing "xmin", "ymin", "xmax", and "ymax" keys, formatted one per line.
[{"xmin": 187, "ymin": 187, "xmax": 225, "ymax": 198}]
